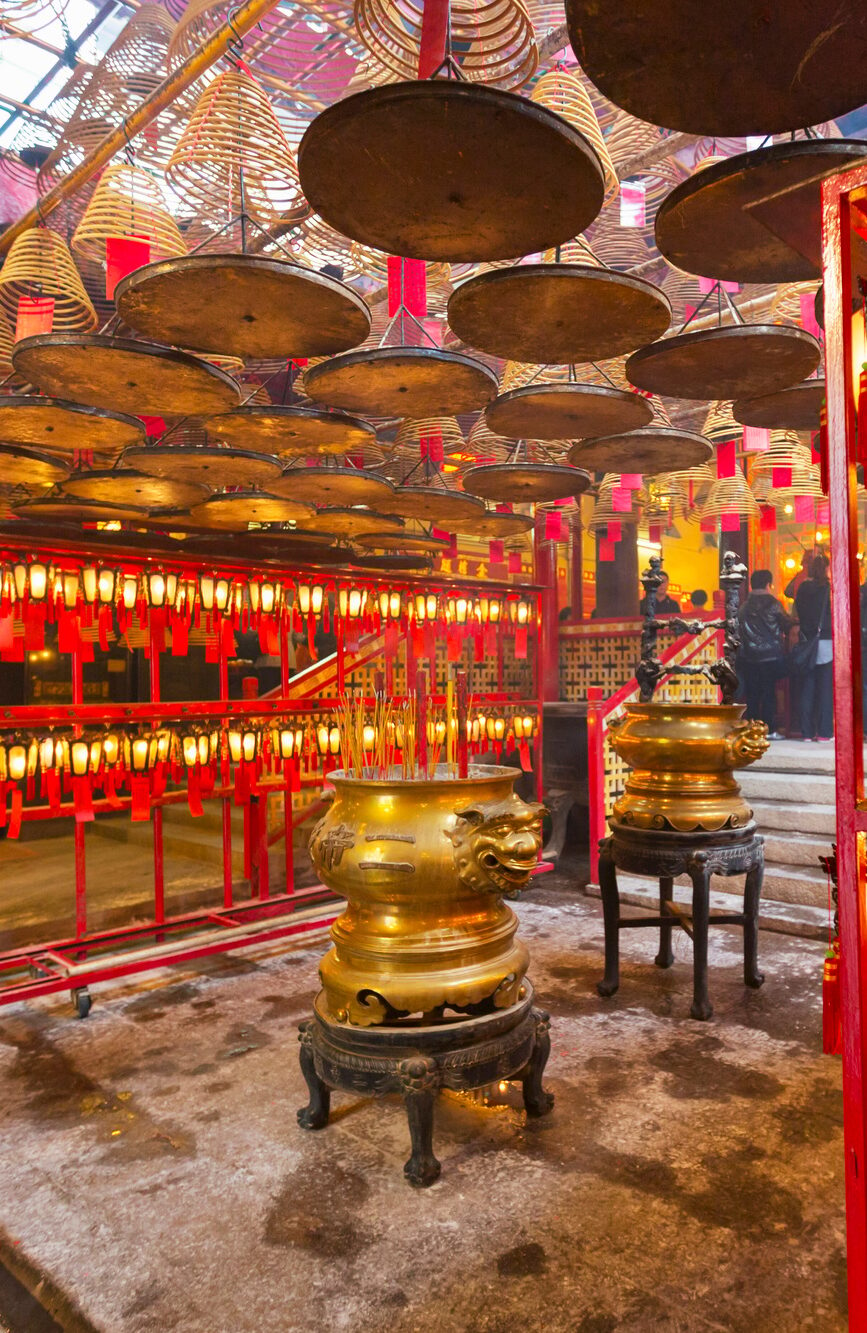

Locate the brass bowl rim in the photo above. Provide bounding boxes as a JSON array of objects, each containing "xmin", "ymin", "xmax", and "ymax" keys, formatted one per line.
[{"xmin": 327, "ymin": 763, "xmax": 520, "ymax": 789}]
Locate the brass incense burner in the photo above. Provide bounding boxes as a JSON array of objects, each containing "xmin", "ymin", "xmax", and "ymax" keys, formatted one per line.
[
  {"xmin": 608, "ymin": 701, "xmax": 768, "ymax": 833},
  {"xmin": 608, "ymin": 550, "xmax": 768, "ymax": 835},
  {"xmin": 309, "ymin": 764, "xmax": 543, "ymax": 1027}
]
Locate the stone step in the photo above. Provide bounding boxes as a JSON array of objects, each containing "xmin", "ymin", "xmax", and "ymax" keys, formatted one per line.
[
  {"xmin": 761, "ymin": 829, "xmax": 832, "ymax": 867},
  {"xmin": 749, "ymin": 797, "xmax": 836, "ymax": 835},
  {"xmin": 760, "ymin": 863, "xmax": 829, "ymax": 908},
  {"xmin": 752, "ymin": 739, "xmax": 836, "ymax": 773},
  {"xmin": 590, "ymin": 876, "xmax": 826, "ymax": 940},
  {"xmin": 739, "ymin": 768, "xmax": 835, "ymax": 803}
]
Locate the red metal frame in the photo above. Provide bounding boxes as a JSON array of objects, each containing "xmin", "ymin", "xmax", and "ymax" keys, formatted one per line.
[
  {"xmin": 0, "ymin": 534, "xmax": 546, "ymax": 1012},
  {"xmin": 823, "ymin": 162, "xmax": 867, "ymax": 1329}
]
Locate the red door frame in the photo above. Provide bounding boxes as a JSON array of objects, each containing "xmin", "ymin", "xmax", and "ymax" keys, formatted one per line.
[{"xmin": 823, "ymin": 161, "xmax": 867, "ymax": 1329}]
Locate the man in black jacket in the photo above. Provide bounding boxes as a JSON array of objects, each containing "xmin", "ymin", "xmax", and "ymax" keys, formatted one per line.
[{"xmin": 737, "ymin": 569, "xmax": 792, "ymax": 737}]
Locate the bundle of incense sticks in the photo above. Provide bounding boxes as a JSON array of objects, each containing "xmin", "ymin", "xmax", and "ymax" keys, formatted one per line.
[{"xmin": 337, "ymin": 668, "xmax": 470, "ymax": 780}]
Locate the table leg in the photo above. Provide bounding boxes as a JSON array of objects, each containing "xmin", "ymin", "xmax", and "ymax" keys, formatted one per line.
[
  {"xmin": 596, "ymin": 838, "xmax": 621, "ymax": 997},
  {"xmin": 522, "ymin": 1010, "xmax": 555, "ymax": 1117},
  {"xmin": 655, "ymin": 874, "xmax": 675, "ymax": 969},
  {"xmin": 296, "ymin": 1022, "xmax": 331, "ymax": 1130},
  {"xmin": 688, "ymin": 853, "xmax": 713, "ymax": 1021},
  {"xmin": 399, "ymin": 1057, "xmax": 441, "ymax": 1187},
  {"xmin": 743, "ymin": 845, "xmax": 765, "ymax": 989}
]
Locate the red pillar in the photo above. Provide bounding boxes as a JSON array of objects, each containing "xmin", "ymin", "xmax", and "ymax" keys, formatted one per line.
[{"xmin": 534, "ymin": 515, "xmax": 559, "ymax": 702}]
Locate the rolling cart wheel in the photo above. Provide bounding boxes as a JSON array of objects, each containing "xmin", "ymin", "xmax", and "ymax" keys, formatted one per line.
[{"xmin": 71, "ymin": 987, "xmax": 92, "ymax": 1019}]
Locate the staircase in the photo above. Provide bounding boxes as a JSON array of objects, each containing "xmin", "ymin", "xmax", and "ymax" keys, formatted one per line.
[{"xmin": 600, "ymin": 739, "xmax": 836, "ymax": 938}]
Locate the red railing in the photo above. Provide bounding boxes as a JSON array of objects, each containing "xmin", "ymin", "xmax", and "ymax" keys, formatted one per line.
[{"xmin": 586, "ymin": 623, "xmax": 724, "ymax": 882}]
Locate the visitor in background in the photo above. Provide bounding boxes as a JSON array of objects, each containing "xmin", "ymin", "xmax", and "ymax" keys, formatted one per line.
[
  {"xmin": 795, "ymin": 555, "xmax": 833, "ymax": 740},
  {"xmin": 737, "ymin": 569, "xmax": 791, "ymax": 738},
  {"xmin": 784, "ymin": 550, "xmax": 813, "ymax": 601},
  {"xmin": 639, "ymin": 570, "xmax": 680, "ymax": 615},
  {"xmin": 689, "ymin": 589, "xmax": 708, "ymax": 613}
]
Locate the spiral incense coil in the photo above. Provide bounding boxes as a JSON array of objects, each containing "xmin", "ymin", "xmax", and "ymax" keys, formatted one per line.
[
  {"xmin": 2, "ymin": 0, "xmax": 69, "ymax": 32},
  {"xmin": 166, "ymin": 68, "xmax": 306, "ymax": 227},
  {"xmin": 168, "ymin": 0, "xmax": 356, "ymax": 107},
  {"xmin": 604, "ymin": 108, "xmax": 661, "ymax": 175},
  {"xmin": 531, "ymin": 69, "xmax": 618, "ymax": 203},
  {"xmin": 700, "ymin": 465, "xmax": 759, "ymax": 521},
  {"xmin": 0, "ymin": 309, "xmax": 14, "ymax": 376},
  {"xmin": 770, "ymin": 280, "xmax": 820, "ymax": 326},
  {"xmin": 756, "ymin": 462, "xmax": 825, "ymax": 504},
  {"xmin": 749, "ymin": 430, "xmax": 814, "ymax": 500},
  {"xmin": 466, "ymin": 415, "xmax": 513, "ymax": 464},
  {"xmin": 587, "ymin": 209, "xmax": 653, "ymax": 271},
  {"xmin": 355, "ymin": 0, "xmax": 538, "ymax": 90},
  {"xmin": 702, "ymin": 399, "xmax": 742, "ymax": 442},
  {"xmin": 294, "ymin": 214, "xmax": 360, "ymax": 276},
  {"xmin": 587, "ymin": 473, "xmax": 641, "ymax": 531},
  {"xmin": 0, "ymin": 228, "xmax": 97, "ymax": 333},
  {"xmin": 71, "ymin": 163, "xmax": 187, "ymax": 265},
  {"xmin": 540, "ymin": 235, "xmax": 604, "ymax": 267},
  {"xmin": 38, "ymin": 6, "xmax": 181, "ymax": 195},
  {"xmin": 393, "ymin": 414, "xmax": 466, "ymax": 464}
]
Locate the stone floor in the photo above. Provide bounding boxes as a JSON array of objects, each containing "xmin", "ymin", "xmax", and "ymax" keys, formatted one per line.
[{"xmin": 0, "ymin": 869, "xmax": 846, "ymax": 1333}]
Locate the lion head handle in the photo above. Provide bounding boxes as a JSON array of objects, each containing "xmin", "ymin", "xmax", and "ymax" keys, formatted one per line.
[
  {"xmin": 726, "ymin": 718, "xmax": 769, "ymax": 768},
  {"xmin": 447, "ymin": 794, "xmax": 545, "ymax": 897}
]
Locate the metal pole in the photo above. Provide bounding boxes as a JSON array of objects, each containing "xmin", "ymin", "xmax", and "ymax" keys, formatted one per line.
[
  {"xmin": 0, "ymin": 0, "xmax": 287, "ymax": 256},
  {"xmin": 71, "ymin": 647, "xmax": 86, "ymax": 940},
  {"xmin": 219, "ymin": 636, "xmax": 233, "ymax": 909}
]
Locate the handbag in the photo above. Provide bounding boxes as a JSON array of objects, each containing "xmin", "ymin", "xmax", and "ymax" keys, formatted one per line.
[{"xmin": 787, "ymin": 586, "xmax": 829, "ymax": 676}]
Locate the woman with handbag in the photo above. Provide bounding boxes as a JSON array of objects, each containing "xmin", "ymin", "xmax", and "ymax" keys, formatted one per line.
[{"xmin": 794, "ymin": 555, "xmax": 833, "ymax": 740}]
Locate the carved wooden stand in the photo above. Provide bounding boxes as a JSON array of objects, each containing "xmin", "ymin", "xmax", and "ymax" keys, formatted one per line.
[
  {"xmin": 597, "ymin": 823, "xmax": 765, "ymax": 1021},
  {"xmin": 297, "ymin": 984, "xmax": 553, "ymax": 1186}
]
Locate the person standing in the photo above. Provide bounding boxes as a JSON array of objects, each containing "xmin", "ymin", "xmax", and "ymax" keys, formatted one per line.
[
  {"xmin": 639, "ymin": 571, "xmax": 680, "ymax": 615},
  {"xmin": 794, "ymin": 555, "xmax": 833, "ymax": 740},
  {"xmin": 737, "ymin": 570, "xmax": 792, "ymax": 737}
]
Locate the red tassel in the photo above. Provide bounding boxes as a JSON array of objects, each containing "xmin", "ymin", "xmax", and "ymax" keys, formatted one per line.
[
  {"xmin": 72, "ymin": 775, "xmax": 95, "ymax": 823},
  {"xmin": 823, "ymin": 942, "xmax": 843, "ymax": 1056}
]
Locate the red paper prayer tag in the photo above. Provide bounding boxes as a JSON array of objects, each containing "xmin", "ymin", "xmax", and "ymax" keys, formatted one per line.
[
  {"xmin": 514, "ymin": 625, "xmax": 528, "ymax": 659},
  {"xmin": 508, "ymin": 553, "xmax": 522, "ymax": 574},
  {"xmin": 772, "ymin": 466, "xmax": 792, "ymax": 488},
  {"xmin": 105, "ymin": 235, "xmax": 151, "ymax": 299},
  {"xmin": 489, "ymin": 539, "xmax": 505, "ymax": 564},
  {"xmin": 648, "ymin": 524, "xmax": 662, "ymax": 544},
  {"xmin": 611, "ymin": 486, "xmax": 631, "ymax": 512},
  {"xmin": 15, "ymin": 295, "xmax": 54, "ymax": 341},
  {"xmin": 621, "ymin": 473, "xmax": 642, "ymax": 490},
  {"xmin": 794, "ymin": 495, "xmax": 815, "ymax": 522},
  {"xmin": 760, "ymin": 505, "xmax": 777, "ymax": 531},
  {"xmin": 544, "ymin": 511, "xmax": 563, "ymax": 540},
  {"xmin": 599, "ymin": 539, "xmax": 615, "ymax": 561},
  {"xmin": 743, "ymin": 426, "xmax": 769, "ymax": 452},
  {"xmin": 387, "ymin": 256, "xmax": 427, "ymax": 318},
  {"xmin": 716, "ymin": 440, "xmax": 736, "ymax": 478},
  {"xmin": 721, "ymin": 512, "xmax": 740, "ymax": 532}
]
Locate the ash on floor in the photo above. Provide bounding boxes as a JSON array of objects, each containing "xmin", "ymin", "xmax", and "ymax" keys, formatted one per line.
[{"xmin": 0, "ymin": 874, "xmax": 845, "ymax": 1333}]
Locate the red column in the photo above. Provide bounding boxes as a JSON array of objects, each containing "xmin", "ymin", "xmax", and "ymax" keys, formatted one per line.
[
  {"xmin": 534, "ymin": 516, "xmax": 559, "ymax": 701},
  {"xmin": 823, "ymin": 167, "xmax": 867, "ymax": 1329}
]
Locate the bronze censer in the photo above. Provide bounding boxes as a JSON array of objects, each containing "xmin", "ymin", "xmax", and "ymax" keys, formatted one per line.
[
  {"xmin": 596, "ymin": 553, "xmax": 769, "ymax": 1020},
  {"xmin": 296, "ymin": 699, "xmax": 553, "ymax": 1186}
]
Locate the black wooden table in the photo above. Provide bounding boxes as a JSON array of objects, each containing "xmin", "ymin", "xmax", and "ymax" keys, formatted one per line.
[{"xmin": 596, "ymin": 823, "xmax": 765, "ymax": 1020}]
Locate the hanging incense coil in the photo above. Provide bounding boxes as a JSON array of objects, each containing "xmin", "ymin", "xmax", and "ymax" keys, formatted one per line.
[
  {"xmin": 466, "ymin": 415, "xmax": 513, "ymax": 464},
  {"xmin": 699, "ymin": 465, "xmax": 759, "ymax": 522},
  {"xmin": 354, "ymin": 0, "xmax": 538, "ymax": 90},
  {"xmin": 703, "ymin": 399, "xmax": 740, "ymax": 442},
  {"xmin": 71, "ymin": 163, "xmax": 187, "ymax": 265},
  {"xmin": 0, "ymin": 228, "xmax": 97, "ymax": 333},
  {"xmin": 353, "ymin": 524, "xmax": 450, "ymax": 554},
  {"xmin": 293, "ymin": 214, "xmax": 360, "ymax": 276},
  {"xmin": 168, "ymin": 0, "xmax": 356, "ymax": 107},
  {"xmin": 38, "ymin": 6, "xmax": 182, "ymax": 195},
  {"xmin": 166, "ymin": 68, "xmax": 307, "ymax": 227},
  {"xmin": 770, "ymin": 281, "xmax": 821, "ymax": 326},
  {"xmin": 585, "ymin": 209, "xmax": 653, "ymax": 271},
  {"xmin": 303, "ymin": 505, "xmax": 405, "ymax": 537},
  {"xmin": 0, "ymin": 309, "xmax": 14, "ymax": 375},
  {"xmin": 587, "ymin": 473, "xmax": 641, "ymax": 532},
  {"xmin": 392, "ymin": 415, "xmax": 466, "ymax": 464},
  {"xmin": 749, "ymin": 430, "xmax": 815, "ymax": 501},
  {"xmin": 568, "ymin": 425, "xmax": 711, "ymax": 477},
  {"xmin": 531, "ymin": 70, "xmax": 618, "ymax": 203}
]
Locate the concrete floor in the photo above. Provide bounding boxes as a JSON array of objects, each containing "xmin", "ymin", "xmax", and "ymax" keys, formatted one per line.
[{"xmin": 0, "ymin": 870, "xmax": 846, "ymax": 1333}]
